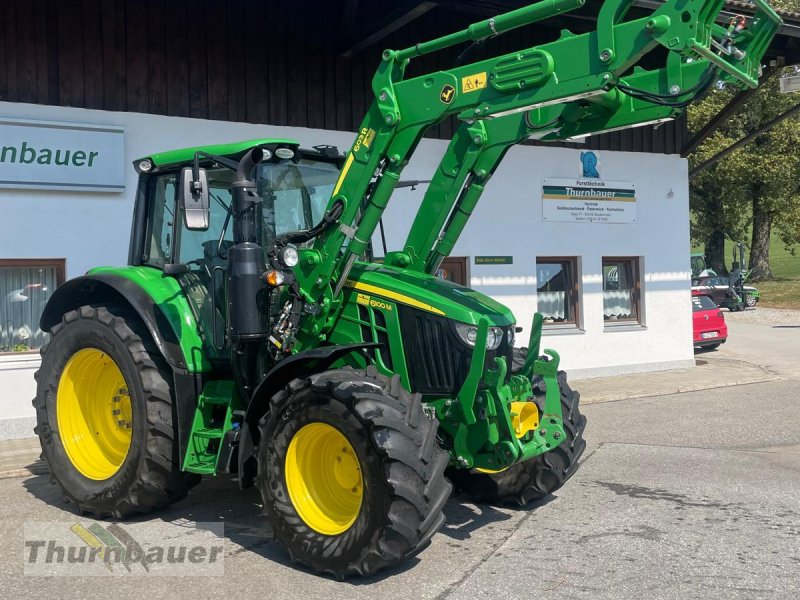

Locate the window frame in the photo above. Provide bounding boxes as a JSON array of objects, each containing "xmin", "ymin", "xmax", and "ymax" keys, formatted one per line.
[
  {"xmin": 536, "ymin": 256, "xmax": 581, "ymax": 329},
  {"xmin": 0, "ymin": 258, "xmax": 66, "ymax": 353},
  {"xmin": 602, "ymin": 256, "xmax": 643, "ymax": 327}
]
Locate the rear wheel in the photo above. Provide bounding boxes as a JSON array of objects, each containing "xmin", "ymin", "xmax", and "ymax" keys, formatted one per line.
[
  {"xmin": 745, "ymin": 294, "xmax": 757, "ymax": 308},
  {"xmin": 449, "ymin": 347, "xmax": 586, "ymax": 506},
  {"xmin": 34, "ymin": 305, "xmax": 199, "ymax": 517},
  {"xmin": 256, "ymin": 366, "xmax": 451, "ymax": 578}
]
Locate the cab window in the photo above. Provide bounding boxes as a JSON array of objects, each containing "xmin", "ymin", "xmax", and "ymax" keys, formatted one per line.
[
  {"xmin": 177, "ymin": 169, "xmax": 234, "ymax": 264},
  {"xmin": 143, "ymin": 174, "xmax": 177, "ymax": 267}
]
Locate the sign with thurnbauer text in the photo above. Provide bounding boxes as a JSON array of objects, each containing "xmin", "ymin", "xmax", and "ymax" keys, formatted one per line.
[
  {"xmin": 0, "ymin": 118, "xmax": 125, "ymax": 192},
  {"xmin": 542, "ymin": 178, "xmax": 636, "ymax": 224}
]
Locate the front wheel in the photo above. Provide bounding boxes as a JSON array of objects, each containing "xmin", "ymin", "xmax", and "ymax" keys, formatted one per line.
[
  {"xmin": 745, "ymin": 294, "xmax": 757, "ymax": 308},
  {"xmin": 256, "ymin": 367, "xmax": 451, "ymax": 579},
  {"xmin": 449, "ymin": 348, "xmax": 586, "ymax": 506}
]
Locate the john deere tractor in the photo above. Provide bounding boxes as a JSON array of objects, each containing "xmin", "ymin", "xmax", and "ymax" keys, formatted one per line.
[{"xmin": 34, "ymin": 0, "xmax": 781, "ymax": 578}]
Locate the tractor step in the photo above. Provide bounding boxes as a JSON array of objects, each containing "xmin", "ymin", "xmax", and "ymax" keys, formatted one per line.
[
  {"xmin": 193, "ymin": 428, "xmax": 224, "ymax": 439},
  {"xmin": 182, "ymin": 380, "xmax": 237, "ymax": 475}
]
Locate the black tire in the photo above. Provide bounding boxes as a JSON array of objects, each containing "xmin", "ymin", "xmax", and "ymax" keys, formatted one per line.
[
  {"xmin": 33, "ymin": 305, "xmax": 200, "ymax": 518},
  {"xmin": 745, "ymin": 294, "xmax": 757, "ymax": 308},
  {"xmin": 448, "ymin": 347, "xmax": 586, "ymax": 506},
  {"xmin": 256, "ymin": 366, "xmax": 451, "ymax": 579}
]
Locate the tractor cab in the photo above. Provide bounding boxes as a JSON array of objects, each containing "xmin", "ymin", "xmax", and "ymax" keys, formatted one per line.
[{"xmin": 130, "ymin": 139, "xmax": 344, "ymax": 361}]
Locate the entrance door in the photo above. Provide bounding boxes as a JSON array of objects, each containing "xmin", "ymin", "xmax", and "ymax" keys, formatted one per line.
[{"xmin": 436, "ymin": 257, "xmax": 468, "ymax": 285}]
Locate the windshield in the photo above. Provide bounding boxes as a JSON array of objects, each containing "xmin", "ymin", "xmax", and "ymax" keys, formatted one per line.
[{"xmin": 257, "ymin": 159, "xmax": 340, "ymax": 245}]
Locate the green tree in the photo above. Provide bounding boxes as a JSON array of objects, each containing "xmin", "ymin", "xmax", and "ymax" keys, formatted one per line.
[{"xmin": 688, "ymin": 0, "xmax": 800, "ymax": 280}]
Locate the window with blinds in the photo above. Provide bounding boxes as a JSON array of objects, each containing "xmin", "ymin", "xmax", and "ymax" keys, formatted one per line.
[
  {"xmin": 0, "ymin": 260, "xmax": 65, "ymax": 352},
  {"xmin": 536, "ymin": 257, "xmax": 580, "ymax": 328},
  {"xmin": 602, "ymin": 257, "xmax": 642, "ymax": 325}
]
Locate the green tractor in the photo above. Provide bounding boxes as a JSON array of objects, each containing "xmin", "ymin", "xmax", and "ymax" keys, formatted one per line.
[{"xmin": 33, "ymin": 0, "xmax": 781, "ymax": 578}]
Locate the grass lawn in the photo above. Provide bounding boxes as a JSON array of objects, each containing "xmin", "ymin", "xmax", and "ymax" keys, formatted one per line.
[
  {"xmin": 756, "ymin": 278, "xmax": 800, "ymax": 310},
  {"xmin": 692, "ymin": 234, "xmax": 800, "ymax": 310}
]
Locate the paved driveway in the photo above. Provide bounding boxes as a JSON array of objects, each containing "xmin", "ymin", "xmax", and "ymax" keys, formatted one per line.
[{"xmin": 716, "ymin": 307, "xmax": 800, "ymax": 381}]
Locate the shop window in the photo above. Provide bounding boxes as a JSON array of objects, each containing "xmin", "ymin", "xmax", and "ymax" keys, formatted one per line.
[
  {"xmin": 536, "ymin": 257, "xmax": 579, "ymax": 326},
  {"xmin": 0, "ymin": 259, "xmax": 65, "ymax": 352},
  {"xmin": 602, "ymin": 257, "xmax": 642, "ymax": 324}
]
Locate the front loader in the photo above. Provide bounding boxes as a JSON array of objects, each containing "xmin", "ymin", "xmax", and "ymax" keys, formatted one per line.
[{"xmin": 34, "ymin": 0, "xmax": 781, "ymax": 578}]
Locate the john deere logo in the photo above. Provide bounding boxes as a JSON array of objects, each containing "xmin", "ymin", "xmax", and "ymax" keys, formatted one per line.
[{"xmin": 440, "ymin": 84, "xmax": 455, "ymax": 104}]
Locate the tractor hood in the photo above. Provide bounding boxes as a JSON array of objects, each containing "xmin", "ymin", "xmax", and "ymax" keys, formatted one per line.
[{"xmin": 345, "ymin": 262, "xmax": 515, "ymax": 327}]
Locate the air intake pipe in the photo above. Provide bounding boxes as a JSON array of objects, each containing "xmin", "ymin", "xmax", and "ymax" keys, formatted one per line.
[{"xmin": 228, "ymin": 147, "xmax": 268, "ymax": 339}]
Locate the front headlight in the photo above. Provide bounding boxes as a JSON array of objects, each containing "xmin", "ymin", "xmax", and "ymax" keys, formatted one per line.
[
  {"xmin": 281, "ymin": 245, "xmax": 299, "ymax": 267},
  {"xmin": 455, "ymin": 323, "xmax": 503, "ymax": 350}
]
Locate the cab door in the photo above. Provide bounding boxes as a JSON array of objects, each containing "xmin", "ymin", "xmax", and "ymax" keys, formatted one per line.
[{"xmin": 143, "ymin": 168, "xmax": 234, "ymax": 362}]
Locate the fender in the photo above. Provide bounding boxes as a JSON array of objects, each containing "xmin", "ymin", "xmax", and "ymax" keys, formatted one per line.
[
  {"xmin": 237, "ymin": 342, "xmax": 379, "ymax": 487},
  {"xmin": 40, "ymin": 274, "xmax": 190, "ymax": 370}
]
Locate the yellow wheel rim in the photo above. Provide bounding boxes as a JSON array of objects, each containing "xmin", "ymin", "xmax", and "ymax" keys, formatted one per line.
[
  {"xmin": 285, "ymin": 422, "xmax": 363, "ymax": 535},
  {"xmin": 56, "ymin": 348, "xmax": 133, "ymax": 480}
]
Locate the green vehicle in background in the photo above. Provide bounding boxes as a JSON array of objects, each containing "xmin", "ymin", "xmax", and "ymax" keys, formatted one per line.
[
  {"xmin": 691, "ymin": 243, "xmax": 761, "ymax": 309},
  {"xmin": 33, "ymin": 0, "xmax": 781, "ymax": 578}
]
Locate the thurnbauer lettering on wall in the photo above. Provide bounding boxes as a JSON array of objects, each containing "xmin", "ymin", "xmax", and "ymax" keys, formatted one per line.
[{"xmin": 0, "ymin": 142, "xmax": 99, "ymax": 167}]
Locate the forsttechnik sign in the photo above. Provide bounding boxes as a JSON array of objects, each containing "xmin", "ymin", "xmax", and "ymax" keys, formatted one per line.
[
  {"xmin": 542, "ymin": 178, "xmax": 636, "ymax": 224},
  {"xmin": 0, "ymin": 118, "xmax": 125, "ymax": 192},
  {"xmin": 542, "ymin": 151, "xmax": 636, "ymax": 224}
]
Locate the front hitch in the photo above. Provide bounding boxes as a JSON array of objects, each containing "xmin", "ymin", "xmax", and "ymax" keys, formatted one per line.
[{"xmin": 442, "ymin": 313, "xmax": 566, "ymax": 471}]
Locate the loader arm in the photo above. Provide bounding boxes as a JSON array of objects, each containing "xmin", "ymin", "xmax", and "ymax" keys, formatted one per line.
[
  {"xmin": 397, "ymin": 56, "xmax": 719, "ymax": 274},
  {"xmin": 291, "ymin": 0, "xmax": 781, "ymax": 344}
]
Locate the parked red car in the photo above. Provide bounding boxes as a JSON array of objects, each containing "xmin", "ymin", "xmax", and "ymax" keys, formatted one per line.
[{"xmin": 692, "ymin": 292, "xmax": 728, "ymax": 349}]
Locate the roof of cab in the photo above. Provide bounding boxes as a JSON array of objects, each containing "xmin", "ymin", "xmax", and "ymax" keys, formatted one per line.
[{"xmin": 138, "ymin": 138, "xmax": 300, "ymax": 167}]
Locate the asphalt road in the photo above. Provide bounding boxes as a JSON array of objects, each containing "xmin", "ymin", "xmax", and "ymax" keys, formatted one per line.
[
  {"xmin": 1, "ymin": 314, "xmax": 798, "ymax": 599},
  {"xmin": 715, "ymin": 308, "xmax": 800, "ymax": 382}
]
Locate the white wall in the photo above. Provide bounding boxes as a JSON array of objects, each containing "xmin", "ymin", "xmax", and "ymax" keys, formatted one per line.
[{"xmin": 0, "ymin": 101, "xmax": 693, "ymax": 439}]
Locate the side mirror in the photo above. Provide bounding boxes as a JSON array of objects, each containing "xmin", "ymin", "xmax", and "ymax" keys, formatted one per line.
[{"xmin": 179, "ymin": 166, "xmax": 210, "ymax": 231}]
